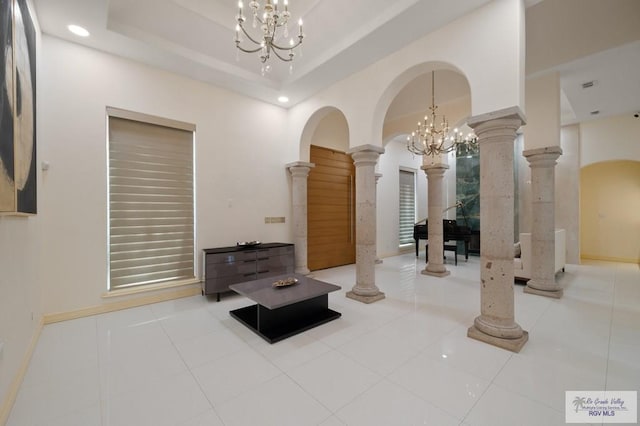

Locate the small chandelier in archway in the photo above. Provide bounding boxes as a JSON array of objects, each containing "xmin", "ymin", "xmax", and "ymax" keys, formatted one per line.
[
  {"xmin": 234, "ymin": 0, "xmax": 304, "ymax": 74},
  {"xmin": 407, "ymin": 71, "xmax": 478, "ymax": 157}
]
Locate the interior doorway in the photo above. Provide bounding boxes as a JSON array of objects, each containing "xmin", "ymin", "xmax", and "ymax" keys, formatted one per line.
[{"xmin": 307, "ymin": 145, "xmax": 356, "ymax": 270}]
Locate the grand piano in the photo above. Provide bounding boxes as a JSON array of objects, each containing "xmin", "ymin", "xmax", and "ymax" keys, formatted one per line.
[{"xmin": 413, "ymin": 219, "xmax": 472, "ymax": 262}]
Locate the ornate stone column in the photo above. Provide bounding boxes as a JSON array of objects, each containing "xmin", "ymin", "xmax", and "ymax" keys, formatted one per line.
[
  {"xmin": 467, "ymin": 107, "xmax": 529, "ymax": 353},
  {"xmin": 346, "ymin": 145, "xmax": 385, "ymax": 304},
  {"xmin": 523, "ymin": 146, "xmax": 563, "ymax": 298},
  {"xmin": 421, "ymin": 163, "xmax": 450, "ymax": 277},
  {"xmin": 375, "ymin": 173, "xmax": 383, "ymax": 264},
  {"xmin": 286, "ymin": 161, "xmax": 314, "ymax": 275}
]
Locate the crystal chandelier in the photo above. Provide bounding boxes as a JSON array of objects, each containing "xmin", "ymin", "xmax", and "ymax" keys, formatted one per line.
[
  {"xmin": 234, "ymin": 0, "xmax": 304, "ymax": 72},
  {"xmin": 407, "ymin": 71, "xmax": 477, "ymax": 157}
]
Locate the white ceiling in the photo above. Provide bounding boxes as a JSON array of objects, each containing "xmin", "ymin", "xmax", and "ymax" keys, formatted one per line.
[
  {"xmin": 32, "ymin": 0, "xmax": 640, "ymax": 124},
  {"xmin": 32, "ymin": 0, "xmax": 492, "ymax": 106}
]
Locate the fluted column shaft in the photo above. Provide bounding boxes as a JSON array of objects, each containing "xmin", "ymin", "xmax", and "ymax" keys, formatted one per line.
[
  {"xmin": 467, "ymin": 107, "xmax": 529, "ymax": 353},
  {"xmin": 421, "ymin": 163, "xmax": 450, "ymax": 277},
  {"xmin": 346, "ymin": 145, "xmax": 385, "ymax": 304},
  {"xmin": 523, "ymin": 147, "xmax": 563, "ymax": 298},
  {"xmin": 287, "ymin": 161, "xmax": 314, "ymax": 275}
]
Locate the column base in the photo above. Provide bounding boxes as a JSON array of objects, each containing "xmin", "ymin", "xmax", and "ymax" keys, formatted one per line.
[
  {"xmin": 295, "ymin": 267, "xmax": 311, "ymax": 276},
  {"xmin": 467, "ymin": 325, "xmax": 529, "ymax": 353},
  {"xmin": 421, "ymin": 268, "xmax": 450, "ymax": 278},
  {"xmin": 524, "ymin": 285, "xmax": 563, "ymax": 299},
  {"xmin": 346, "ymin": 291, "xmax": 385, "ymax": 304}
]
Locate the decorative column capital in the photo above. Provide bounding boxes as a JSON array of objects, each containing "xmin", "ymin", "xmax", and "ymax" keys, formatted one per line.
[
  {"xmin": 468, "ymin": 106, "xmax": 526, "ymax": 142},
  {"xmin": 348, "ymin": 145, "xmax": 385, "ymax": 166},
  {"xmin": 287, "ymin": 161, "xmax": 315, "ymax": 177},
  {"xmin": 421, "ymin": 163, "xmax": 449, "ymax": 175},
  {"xmin": 523, "ymin": 146, "xmax": 563, "ymax": 168},
  {"xmin": 468, "ymin": 106, "xmax": 527, "ymax": 127}
]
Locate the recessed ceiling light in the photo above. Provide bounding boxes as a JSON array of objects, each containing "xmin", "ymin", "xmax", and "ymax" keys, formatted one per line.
[
  {"xmin": 278, "ymin": 96, "xmax": 289, "ymax": 103},
  {"xmin": 68, "ymin": 24, "xmax": 90, "ymax": 37}
]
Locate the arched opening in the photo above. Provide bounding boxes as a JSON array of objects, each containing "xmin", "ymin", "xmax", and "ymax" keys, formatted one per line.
[
  {"xmin": 580, "ymin": 160, "xmax": 640, "ymax": 263},
  {"xmin": 301, "ymin": 108, "xmax": 355, "ymax": 271},
  {"xmin": 375, "ymin": 66, "xmax": 474, "ymax": 259}
]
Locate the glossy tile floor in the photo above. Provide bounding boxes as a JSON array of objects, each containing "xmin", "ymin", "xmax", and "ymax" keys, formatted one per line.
[{"xmin": 7, "ymin": 254, "xmax": 639, "ymax": 426}]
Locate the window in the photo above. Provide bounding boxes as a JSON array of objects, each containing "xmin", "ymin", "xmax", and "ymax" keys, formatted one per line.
[
  {"xmin": 399, "ymin": 168, "xmax": 416, "ymax": 246},
  {"xmin": 107, "ymin": 109, "xmax": 195, "ymax": 291}
]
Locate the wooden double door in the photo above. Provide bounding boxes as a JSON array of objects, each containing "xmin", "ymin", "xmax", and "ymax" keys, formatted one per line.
[{"xmin": 308, "ymin": 145, "xmax": 356, "ymax": 271}]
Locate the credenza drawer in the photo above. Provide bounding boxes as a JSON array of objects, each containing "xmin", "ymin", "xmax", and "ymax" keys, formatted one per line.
[
  {"xmin": 206, "ymin": 250, "xmax": 257, "ymax": 265},
  {"xmin": 206, "ymin": 261, "xmax": 256, "ymax": 279}
]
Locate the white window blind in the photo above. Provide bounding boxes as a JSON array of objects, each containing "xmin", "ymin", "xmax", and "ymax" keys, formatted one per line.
[
  {"xmin": 399, "ymin": 169, "xmax": 416, "ymax": 246},
  {"xmin": 108, "ymin": 116, "xmax": 194, "ymax": 290}
]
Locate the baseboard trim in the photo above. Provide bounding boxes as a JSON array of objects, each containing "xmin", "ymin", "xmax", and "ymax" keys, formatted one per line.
[
  {"xmin": 102, "ymin": 278, "xmax": 201, "ymax": 299},
  {"xmin": 0, "ymin": 317, "xmax": 44, "ymax": 426},
  {"xmin": 581, "ymin": 254, "xmax": 640, "ymax": 265},
  {"xmin": 43, "ymin": 285, "xmax": 202, "ymax": 324}
]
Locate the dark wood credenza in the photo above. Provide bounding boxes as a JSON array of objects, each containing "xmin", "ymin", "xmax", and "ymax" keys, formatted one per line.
[{"xmin": 202, "ymin": 243, "xmax": 295, "ymax": 301}]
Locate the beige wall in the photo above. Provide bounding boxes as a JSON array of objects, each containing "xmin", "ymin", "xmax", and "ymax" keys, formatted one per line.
[
  {"xmin": 310, "ymin": 110, "xmax": 350, "ymax": 152},
  {"xmin": 581, "ymin": 115, "xmax": 640, "ymax": 166},
  {"xmin": 580, "ymin": 160, "xmax": 640, "ymax": 263}
]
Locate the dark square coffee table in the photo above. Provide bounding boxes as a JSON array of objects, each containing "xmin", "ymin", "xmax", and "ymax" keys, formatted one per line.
[{"xmin": 229, "ymin": 273, "xmax": 341, "ymax": 343}]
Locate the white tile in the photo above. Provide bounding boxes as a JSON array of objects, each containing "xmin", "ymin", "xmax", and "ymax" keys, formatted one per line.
[
  {"xmin": 191, "ymin": 347, "xmax": 281, "ymax": 406},
  {"xmin": 177, "ymin": 409, "xmax": 225, "ymax": 426},
  {"xmin": 95, "ymin": 305, "xmax": 158, "ymax": 331},
  {"xmin": 336, "ymin": 379, "xmax": 460, "ymax": 426},
  {"xmin": 174, "ymin": 326, "xmax": 250, "ymax": 369},
  {"xmin": 287, "ymin": 350, "xmax": 381, "ymax": 412},
  {"xmin": 304, "ymin": 308, "xmax": 382, "ymax": 348},
  {"xmin": 606, "ymin": 341, "xmax": 640, "ymax": 391},
  {"xmin": 610, "ymin": 309, "xmax": 640, "ymax": 345},
  {"xmin": 7, "ymin": 254, "xmax": 639, "ymax": 426},
  {"xmin": 336, "ymin": 324, "xmax": 423, "ymax": 376},
  {"xmin": 99, "ymin": 338, "xmax": 187, "ymax": 397},
  {"xmin": 421, "ymin": 325, "xmax": 513, "ymax": 382},
  {"xmin": 464, "ymin": 384, "xmax": 564, "ymax": 426},
  {"xmin": 381, "ymin": 308, "xmax": 461, "ymax": 350},
  {"xmin": 217, "ymin": 374, "xmax": 331, "ymax": 426},
  {"xmin": 7, "ymin": 365, "xmax": 100, "ymax": 426},
  {"xmin": 22, "ymin": 316, "xmax": 99, "ymax": 388},
  {"xmin": 45, "ymin": 403, "xmax": 102, "ymax": 426},
  {"xmin": 97, "ymin": 315, "xmax": 171, "ymax": 361},
  {"xmin": 254, "ymin": 331, "xmax": 332, "ymax": 372},
  {"xmin": 516, "ymin": 329, "xmax": 609, "ymax": 374},
  {"xmin": 150, "ymin": 294, "xmax": 210, "ymax": 317},
  {"xmin": 387, "ymin": 353, "xmax": 490, "ymax": 419},
  {"xmin": 318, "ymin": 416, "xmax": 347, "ymax": 426},
  {"xmin": 102, "ymin": 370, "xmax": 211, "ymax": 426},
  {"xmin": 159, "ymin": 307, "xmax": 225, "ymax": 344},
  {"xmin": 493, "ymin": 352, "xmax": 607, "ymax": 412}
]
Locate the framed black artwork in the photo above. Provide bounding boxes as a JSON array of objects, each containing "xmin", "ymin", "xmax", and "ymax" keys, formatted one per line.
[{"xmin": 0, "ymin": 0, "xmax": 36, "ymax": 214}]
